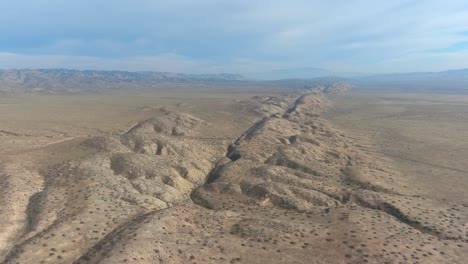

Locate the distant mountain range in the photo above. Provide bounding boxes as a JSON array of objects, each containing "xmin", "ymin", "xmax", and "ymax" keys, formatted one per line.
[
  {"xmin": 1, "ymin": 68, "xmax": 467, "ymax": 94},
  {"xmin": 0, "ymin": 69, "xmax": 246, "ymax": 93},
  {"xmin": 251, "ymin": 67, "xmax": 468, "ymax": 80},
  {"xmin": 354, "ymin": 69, "xmax": 468, "ymax": 93},
  {"xmin": 249, "ymin": 67, "xmax": 334, "ymax": 80},
  {"xmin": 365, "ymin": 68, "xmax": 468, "ymax": 80}
]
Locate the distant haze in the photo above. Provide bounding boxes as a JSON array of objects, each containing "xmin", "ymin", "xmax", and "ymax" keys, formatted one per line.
[{"xmin": 1, "ymin": 68, "xmax": 468, "ymax": 95}]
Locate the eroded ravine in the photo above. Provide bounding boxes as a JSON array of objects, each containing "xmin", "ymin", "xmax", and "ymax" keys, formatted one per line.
[{"xmin": 1, "ymin": 83, "xmax": 467, "ymax": 264}]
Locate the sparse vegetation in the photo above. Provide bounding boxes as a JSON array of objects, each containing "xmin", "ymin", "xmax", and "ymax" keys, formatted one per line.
[{"xmin": 0, "ymin": 82, "xmax": 466, "ymax": 264}]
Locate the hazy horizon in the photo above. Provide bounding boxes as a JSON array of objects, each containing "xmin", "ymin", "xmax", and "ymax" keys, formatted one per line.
[{"xmin": 1, "ymin": 66, "xmax": 468, "ymax": 80}]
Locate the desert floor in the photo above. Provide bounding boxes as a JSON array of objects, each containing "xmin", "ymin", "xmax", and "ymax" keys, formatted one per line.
[{"xmin": 0, "ymin": 85, "xmax": 466, "ymax": 264}]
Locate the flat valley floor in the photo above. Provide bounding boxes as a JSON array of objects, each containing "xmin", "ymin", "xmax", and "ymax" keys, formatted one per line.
[
  {"xmin": 0, "ymin": 85, "xmax": 467, "ymax": 264},
  {"xmin": 326, "ymin": 91, "xmax": 468, "ymax": 204}
]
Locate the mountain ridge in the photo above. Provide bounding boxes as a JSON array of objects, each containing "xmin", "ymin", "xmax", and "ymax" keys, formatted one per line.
[
  {"xmin": 1, "ymin": 68, "xmax": 468, "ymax": 94},
  {"xmin": 0, "ymin": 69, "xmax": 247, "ymax": 93}
]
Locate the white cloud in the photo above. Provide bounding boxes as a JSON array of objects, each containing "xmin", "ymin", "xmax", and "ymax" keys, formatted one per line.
[{"xmin": 1, "ymin": 1, "xmax": 468, "ymax": 73}]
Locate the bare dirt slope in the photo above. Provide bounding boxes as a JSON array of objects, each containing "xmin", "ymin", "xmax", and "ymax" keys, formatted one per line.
[{"xmin": 1, "ymin": 84, "xmax": 466, "ymax": 264}]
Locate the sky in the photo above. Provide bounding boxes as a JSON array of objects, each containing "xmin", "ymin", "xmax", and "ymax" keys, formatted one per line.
[{"xmin": 1, "ymin": 0, "xmax": 468, "ymax": 75}]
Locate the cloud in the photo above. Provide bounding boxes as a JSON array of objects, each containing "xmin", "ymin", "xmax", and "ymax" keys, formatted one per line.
[{"xmin": 1, "ymin": 1, "xmax": 468, "ymax": 73}]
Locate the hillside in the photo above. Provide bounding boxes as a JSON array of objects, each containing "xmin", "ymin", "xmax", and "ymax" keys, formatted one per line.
[{"xmin": 1, "ymin": 81, "xmax": 467, "ymax": 264}]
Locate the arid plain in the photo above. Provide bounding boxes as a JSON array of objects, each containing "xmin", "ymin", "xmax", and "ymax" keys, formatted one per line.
[{"xmin": 0, "ymin": 82, "xmax": 467, "ymax": 264}]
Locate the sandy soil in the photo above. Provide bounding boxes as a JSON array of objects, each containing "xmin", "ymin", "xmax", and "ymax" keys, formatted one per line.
[{"xmin": 0, "ymin": 84, "xmax": 466, "ymax": 264}]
